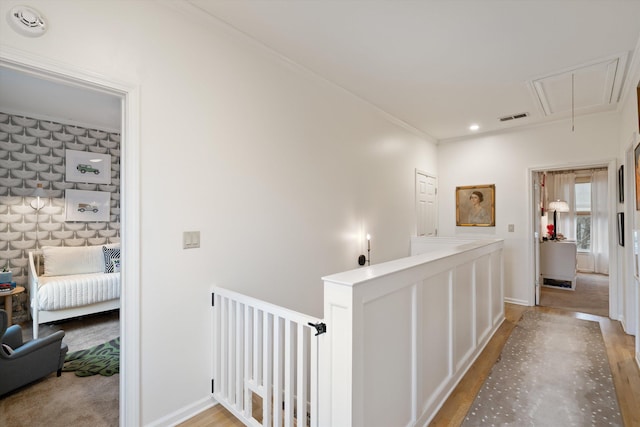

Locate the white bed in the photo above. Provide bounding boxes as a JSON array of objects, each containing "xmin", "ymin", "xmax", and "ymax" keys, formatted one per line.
[{"xmin": 28, "ymin": 244, "xmax": 121, "ymax": 338}]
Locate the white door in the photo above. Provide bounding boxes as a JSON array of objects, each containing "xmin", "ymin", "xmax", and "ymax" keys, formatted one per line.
[{"xmin": 416, "ymin": 171, "xmax": 437, "ymax": 236}]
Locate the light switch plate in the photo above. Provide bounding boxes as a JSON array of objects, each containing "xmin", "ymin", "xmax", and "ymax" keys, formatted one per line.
[
  {"xmin": 183, "ymin": 231, "xmax": 200, "ymax": 249},
  {"xmin": 508, "ymin": 224, "xmax": 515, "ymax": 232}
]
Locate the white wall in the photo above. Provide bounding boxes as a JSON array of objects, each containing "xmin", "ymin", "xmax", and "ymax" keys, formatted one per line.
[
  {"xmin": 437, "ymin": 114, "xmax": 620, "ymax": 304},
  {"xmin": 616, "ymin": 53, "xmax": 640, "ymax": 345},
  {"xmin": 0, "ymin": 1, "xmax": 436, "ymax": 424}
]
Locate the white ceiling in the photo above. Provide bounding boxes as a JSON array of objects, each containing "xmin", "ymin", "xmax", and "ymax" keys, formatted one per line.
[
  {"xmin": 2, "ymin": 1, "xmax": 640, "ymax": 141},
  {"xmin": 188, "ymin": 0, "xmax": 640, "ymax": 141},
  {"xmin": 0, "ymin": 66, "xmax": 121, "ymax": 132}
]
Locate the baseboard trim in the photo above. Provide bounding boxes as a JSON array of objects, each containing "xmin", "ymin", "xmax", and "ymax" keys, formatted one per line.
[
  {"xmin": 504, "ymin": 297, "xmax": 529, "ymax": 306},
  {"xmin": 145, "ymin": 396, "xmax": 216, "ymax": 427},
  {"xmin": 620, "ymin": 317, "xmax": 628, "ymax": 333}
]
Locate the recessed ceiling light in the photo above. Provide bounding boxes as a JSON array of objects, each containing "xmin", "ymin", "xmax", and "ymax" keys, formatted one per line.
[{"xmin": 469, "ymin": 124, "xmax": 479, "ymax": 131}]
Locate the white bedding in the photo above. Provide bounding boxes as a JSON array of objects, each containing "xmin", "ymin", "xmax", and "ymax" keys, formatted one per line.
[{"xmin": 36, "ymin": 272, "xmax": 120, "ymax": 311}]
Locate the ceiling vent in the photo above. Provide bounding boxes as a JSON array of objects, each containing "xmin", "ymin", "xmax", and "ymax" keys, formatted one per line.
[
  {"xmin": 499, "ymin": 112, "xmax": 529, "ymax": 122},
  {"xmin": 6, "ymin": 5, "xmax": 47, "ymax": 37}
]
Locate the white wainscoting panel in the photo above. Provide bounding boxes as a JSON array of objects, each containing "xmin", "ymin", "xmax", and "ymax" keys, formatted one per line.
[{"xmin": 321, "ymin": 237, "xmax": 504, "ymax": 427}]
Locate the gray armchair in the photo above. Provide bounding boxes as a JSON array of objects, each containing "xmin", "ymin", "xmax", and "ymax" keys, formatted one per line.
[{"xmin": 0, "ymin": 309, "xmax": 68, "ymax": 396}]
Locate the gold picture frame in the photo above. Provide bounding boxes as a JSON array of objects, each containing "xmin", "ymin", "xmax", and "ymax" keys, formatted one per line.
[{"xmin": 456, "ymin": 184, "xmax": 495, "ymax": 227}]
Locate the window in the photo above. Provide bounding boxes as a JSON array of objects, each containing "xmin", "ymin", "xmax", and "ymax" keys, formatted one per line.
[{"xmin": 575, "ymin": 179, "xmax": 591, "ymax": 251}]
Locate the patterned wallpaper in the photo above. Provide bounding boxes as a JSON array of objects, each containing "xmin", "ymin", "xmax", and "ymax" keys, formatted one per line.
[{"xmin": 0, "ymin": 112, "xmax": 121, "ymax": 323}]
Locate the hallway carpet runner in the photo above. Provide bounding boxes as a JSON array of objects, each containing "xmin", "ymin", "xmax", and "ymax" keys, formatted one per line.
[{"xmin": 462, "ymin": 311, "xmax": 621, "ymax": 426}]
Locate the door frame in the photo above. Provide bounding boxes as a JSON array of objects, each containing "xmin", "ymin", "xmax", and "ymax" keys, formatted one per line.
[
  {"xmin": 528, "ymin": 159, "xmax": 618, "ymax": 318},
  {"xmin": 532, "ymin": 171, "xmax": 542, "ymax": 304},
  {"xmin": 624, "ymin": 136, "xmax": 638, "ymax": 336},
  {"xmin": 415, "ymin": 169, "xmax": 438, "ymax": 237},
  {"xmin": 0, "ymin": 50, "xmax": 142, "ymax": 425}
]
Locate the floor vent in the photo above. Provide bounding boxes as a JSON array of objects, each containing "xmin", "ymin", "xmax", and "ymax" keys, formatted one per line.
[
  {"xmin": 542, "ymin": 278, "xmax": 572, "ymax": 289},
  {"xmin": 499, "ymin": 112, "xmax": 529, "ymax": 122}
]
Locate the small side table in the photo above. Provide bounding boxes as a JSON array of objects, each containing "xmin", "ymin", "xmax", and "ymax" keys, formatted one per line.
[{"xmin": 2, "ymin": 286, "xmax": 25, "ymax": 325}]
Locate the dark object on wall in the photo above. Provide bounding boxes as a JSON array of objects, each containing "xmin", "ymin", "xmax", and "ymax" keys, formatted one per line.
[
  {"xmin": 635, "ymin": 142, "xmax": 640, "ymax": 210},
  {"xmin": 618, "ymin": 165, "xmax": 624, "ymax": 203},
  {"xmin": 637, "ymin": 87, "xmax": 640, "ymax": 134},
  {"xmin": 618, "ymin": 212, "xmax": 624, "ymax": 247}
]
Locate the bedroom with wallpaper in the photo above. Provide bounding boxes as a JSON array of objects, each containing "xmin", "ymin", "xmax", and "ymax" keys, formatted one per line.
[{"xmin": 0, "ymin": 66, "xmax": 122, "ymax": 422}]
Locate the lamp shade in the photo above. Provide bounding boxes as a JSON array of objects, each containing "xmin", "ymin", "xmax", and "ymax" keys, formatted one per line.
[{"xmin": 548, "ymin": 200, "xmax": 569, "ymax": 212}]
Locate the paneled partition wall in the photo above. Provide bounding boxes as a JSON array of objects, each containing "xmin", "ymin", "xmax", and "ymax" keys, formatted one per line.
[
  {"xmin": 212, "ymin": 237, "xmax": 504, "ymax": 427},
  {"xmin": 320, "ymin": 238, "xmax": 504, "ymax": 427}
]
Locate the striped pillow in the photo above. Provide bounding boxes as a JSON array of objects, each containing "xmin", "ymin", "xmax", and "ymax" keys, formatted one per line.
[{"xmin": 102, "ymin": 246, "xmax": 121, "ymax": 273}]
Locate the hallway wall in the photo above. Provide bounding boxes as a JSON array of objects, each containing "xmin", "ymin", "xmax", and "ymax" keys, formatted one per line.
[
  {"xmin": 437, "ymin": 113, "xmax": 620, "ymax": 304},
  {"xmin": 0, "ymin": 1, "xmax": 437, "ymax": 423}
]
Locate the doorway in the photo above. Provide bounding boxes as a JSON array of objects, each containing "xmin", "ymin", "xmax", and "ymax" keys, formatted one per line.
[
  {"xmin": 416, "ymin": 170, "xmax": 437, "ymax": 237},
  {"xmin": 0, "ymin": 53, "xmax": 140, "ymax": 425},
  {"xmin": 530, "ymin": 161, "xmax": 617, "ymax": 319}
]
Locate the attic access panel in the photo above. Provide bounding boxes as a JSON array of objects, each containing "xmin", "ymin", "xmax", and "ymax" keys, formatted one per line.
[{"xmin": 529, "ymin": 54, "xmax": 627, "ymax": 117}]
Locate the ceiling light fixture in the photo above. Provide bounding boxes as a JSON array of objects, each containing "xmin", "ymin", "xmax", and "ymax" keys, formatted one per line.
[
  {"xmin": 469, "ymin": 124, "xmax": 479, "ymax": 131},
  {"xmin": 6, "ymin": 5, "xmax": 47, "ymax": 37}
]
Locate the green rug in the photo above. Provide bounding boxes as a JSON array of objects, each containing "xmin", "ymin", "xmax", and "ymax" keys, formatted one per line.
[{"xmin": 63, "ymin": 337, "xmax": 120, "ymax": 377}]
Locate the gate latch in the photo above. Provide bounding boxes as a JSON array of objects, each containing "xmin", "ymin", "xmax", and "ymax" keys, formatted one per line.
[{"xmin": 308, "ymin": 322, "xmax": 327, "ymax": 336}]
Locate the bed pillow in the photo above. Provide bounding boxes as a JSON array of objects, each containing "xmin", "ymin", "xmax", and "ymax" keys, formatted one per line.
[
  {"xmin": 42, "ymin": 245, "xmax": 105, "ymax": 276},
  {"xmin": 102, "ymin": 246, "xmax": 121, "ymax": 273},
  {"xmin": 111, "ymin": 258, "xmax": 121, "ymax": 273},
  {"xmin": 101, "ymin": 243, "xmax": 120, "ymax": 271}
]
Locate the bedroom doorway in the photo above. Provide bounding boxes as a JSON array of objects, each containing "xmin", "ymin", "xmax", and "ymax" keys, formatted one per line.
[
  {"xmin": 0, "ymin": 55, "xmax": 140, "ymax": 424},
  {"xmin": 530, "ymin": 161, "xmax": 617, "ymax": 319}
]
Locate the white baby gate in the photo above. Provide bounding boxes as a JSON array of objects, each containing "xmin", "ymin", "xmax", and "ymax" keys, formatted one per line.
[{"xmin": 212, "ymin": 287, "xmax": 324, "ymax": 427}]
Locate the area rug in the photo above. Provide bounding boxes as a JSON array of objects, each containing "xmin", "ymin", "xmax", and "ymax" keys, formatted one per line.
[
  {"xmin": 63, "ymin": 336, "xmax": 119, "ymax": 377},
  {"xmin": 462, "ymin": 311, "xmax": 621, "ymax": 426}
]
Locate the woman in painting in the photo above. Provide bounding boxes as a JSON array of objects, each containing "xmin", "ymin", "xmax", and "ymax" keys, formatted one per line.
[{"xmin": 468, "ymin": 191, "xmax": 490, "ymax": 224}]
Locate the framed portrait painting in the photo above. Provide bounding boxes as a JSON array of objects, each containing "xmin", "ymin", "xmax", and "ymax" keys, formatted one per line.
[
  {"xmin": 65, "ymin": 150, "xmax": 111, "ymax": 185},
  {"xmin": 456, "ymin": 184, "xmax": 495, "ymax": 227},
  {"xmin": 65, "ymin": 189, "xmax": 111, "ymax": 222}
]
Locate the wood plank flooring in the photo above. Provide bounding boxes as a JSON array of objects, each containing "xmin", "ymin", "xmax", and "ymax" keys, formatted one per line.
[{"xmin": 179, "ymin": 304, "xmax": 640, "ymax": 427}]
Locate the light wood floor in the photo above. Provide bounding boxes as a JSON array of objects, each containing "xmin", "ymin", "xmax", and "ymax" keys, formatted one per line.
[{"xmin": 180, "ymin": 304, "xmax": 640, "ymax": 427}]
